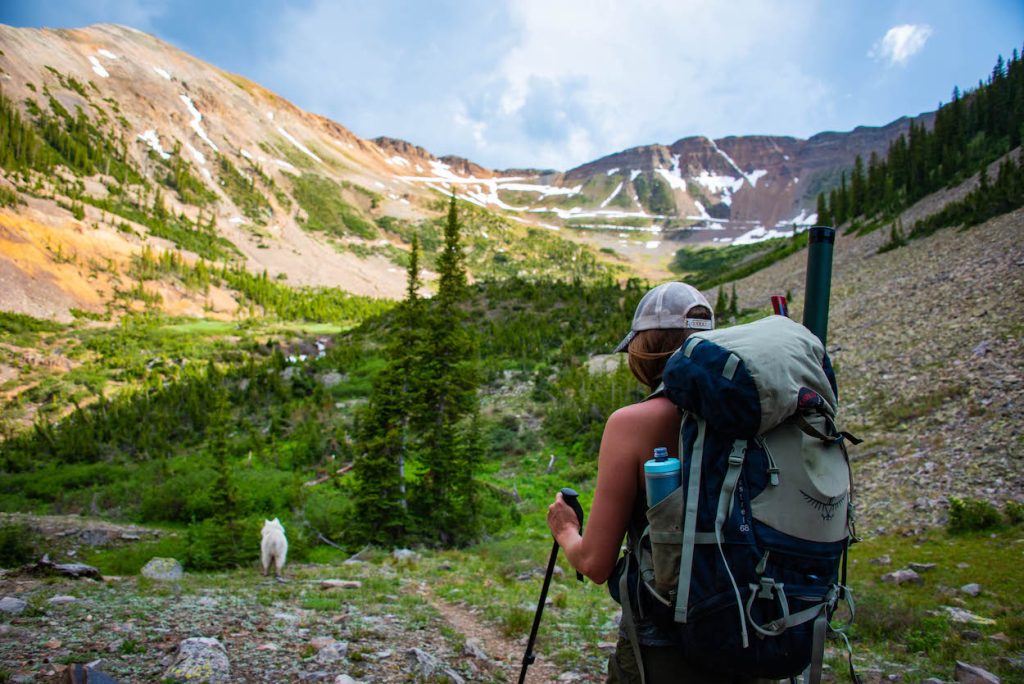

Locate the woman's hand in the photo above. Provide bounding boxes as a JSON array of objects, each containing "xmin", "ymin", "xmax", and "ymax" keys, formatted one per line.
[{"xmin": 547, "ymin": 491, "xmax": 582, "ymax": 544}]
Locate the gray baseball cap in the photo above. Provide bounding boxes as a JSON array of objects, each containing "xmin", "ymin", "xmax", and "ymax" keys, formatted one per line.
[{"xmin": 613, "ymin": 282, "xmax": 714, "ymax": 353}]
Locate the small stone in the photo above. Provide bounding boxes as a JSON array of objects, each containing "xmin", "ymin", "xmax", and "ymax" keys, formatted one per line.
[
  {"xmin": 0, "ymin": 597, "xmax": 27, "ymax": 614},
  {"xmin": 463, "ymin": 638, "xmax": 487, "ymax": 659},
  {"xmin": 960, "ymin": 630, "xmax": 983, "ymax": 642},
  {"xmin": 256, "ymin": 643, "xmax": 278, "ymax": 651},
  {"xmin": 988, "ymin": 632, "xmax": 1010, "ymax": 644},
  {"xmin": 945, "ymin": 607, "xmax": 996, "ymax": 625},
  {"xmin": 869, "ymin": 555, "xmax": 892, "ymax": 566},
  {"xmin": 908, "ymin": 562, "xmax": 937, "ymax": 572},
  {"xmin": 955, "ymin": 661, "xmax": 1000, "ymax": 684},
  {"xmin": 881, "ymin": 569, "xmax": 922, "ymax": 585},
  {"xmin": 310, "ymin": 637, "xmax": 336, "ymax": 650},
  {"xmin": 48, "ymin": 595, "xmax": 78, "ymax": 605},
  {"xmin": 960, "ymin": 583, "xmax": 982, "ymax": 597},
  {"xmin": 316, "ymin": 642, "xmax": 347, "ymax": 664},
  {"xmin": 333, "ymin": 677, "xmax": 360, "ymax": 684},
  {"xmin": 392, "ymin": 548, "xmax": 417, "ymax": 561},
  {"xmin": 320, "ymin": 580, "xmax": 361, "ymax": 590}
]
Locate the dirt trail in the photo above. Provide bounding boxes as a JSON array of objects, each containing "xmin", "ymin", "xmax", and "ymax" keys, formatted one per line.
[{"xmin": 414, "ymin": 581, "xmax": 591, "ymax": 683}]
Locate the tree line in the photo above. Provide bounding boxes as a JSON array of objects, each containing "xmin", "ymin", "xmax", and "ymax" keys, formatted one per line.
[{"xmin": 816, "ymin": 48, "xmax": 1024, "ymax": 230}]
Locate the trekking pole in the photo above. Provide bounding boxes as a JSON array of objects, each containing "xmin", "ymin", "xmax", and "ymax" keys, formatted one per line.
[
  {"xmin": 803, "ymin": 225, "xmax": 836, "ymax": 347},
  {"xmin": 518, "ymin": 487, "xmax": 585, "ymax": 684}
]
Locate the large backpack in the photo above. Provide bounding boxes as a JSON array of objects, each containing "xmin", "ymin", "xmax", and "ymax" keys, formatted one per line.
[{"xmin": 620, "ymin": 315, "xmax": 859, "ymax": 683}]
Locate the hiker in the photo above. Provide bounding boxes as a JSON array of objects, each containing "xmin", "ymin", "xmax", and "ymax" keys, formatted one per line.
[{"xmin": 547, "ymin": 280, "xmax": 750, "ymax": 683}]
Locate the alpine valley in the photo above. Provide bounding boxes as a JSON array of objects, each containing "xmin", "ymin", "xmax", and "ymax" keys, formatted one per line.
[{"xmin": 0, "ymin": 21, "xmax": 1023, "ymax": 684}]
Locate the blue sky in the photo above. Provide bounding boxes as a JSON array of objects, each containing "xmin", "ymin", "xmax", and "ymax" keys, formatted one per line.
[{"xmin": 2, "ymin": 1, "xmax": 1021, "ymax": 170}]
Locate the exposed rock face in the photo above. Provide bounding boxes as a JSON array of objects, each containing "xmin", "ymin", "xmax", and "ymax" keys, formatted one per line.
[{"xmin": 561, "ymin": 114, "xmax": 933, "ymax": 228}]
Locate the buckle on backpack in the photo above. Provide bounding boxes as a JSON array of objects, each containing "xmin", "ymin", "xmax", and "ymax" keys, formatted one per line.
[
  {"xmin": 728, "ymin": 440, "xmax": 746, "ymax": 467},
  {"xmin": 756, "ymin": 577, "xmax": 778, "ymax": 600}
]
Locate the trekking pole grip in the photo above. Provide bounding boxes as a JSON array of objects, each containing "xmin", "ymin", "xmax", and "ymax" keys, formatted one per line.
[{"xmin": 560, "ymin": 487, "xmax": 585, "ymax": 582}]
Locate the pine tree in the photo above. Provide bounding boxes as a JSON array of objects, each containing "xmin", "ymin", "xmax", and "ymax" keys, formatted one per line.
[
  {"xmin": 815, "ymin": 192, "xmax": 831, "ymax": 227},
  {"xmin": 410, "ymin": 195, "xmax": 481, "ymax": 545},
  {"xmin": 729, "ymin": 283, "xmax": 739, "ymax": 318},
  {"xmin": 714, "ymin": 286, "xmax": 728, "ymax": 319}
]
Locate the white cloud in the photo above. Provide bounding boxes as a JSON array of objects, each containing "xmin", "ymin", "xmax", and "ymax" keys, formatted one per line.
[
  {"xmin": 870, "ymin": 24, "xmax": 933, "ymax": 66},
  {"xmin": 259, "ymin": 0, "xmax": 831, "ymax": 170},
  {"xmin": 451, "ymin": 0, "xmax": 828, "ymax": 169}
]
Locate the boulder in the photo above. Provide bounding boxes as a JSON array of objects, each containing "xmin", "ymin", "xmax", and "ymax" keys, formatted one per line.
[
  {"xmin": 955, "ymin": 661, "xmax": 1000, "ymax": 684},
  {"xmin": 162, "ymin": 637, "xmax": 230, "ymax": 683},
  {"xmin": 141, "ymin": 558, "xmax": 183, "ymax": 581},
  {"xmin": 0, "ymin": 597, "xmax": 27, "ymax": 614}
]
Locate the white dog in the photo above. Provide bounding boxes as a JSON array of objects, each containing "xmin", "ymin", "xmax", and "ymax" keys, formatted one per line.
[{"xmin": 260, "ymin": 518, "xmax": 288, "ymax": 578}]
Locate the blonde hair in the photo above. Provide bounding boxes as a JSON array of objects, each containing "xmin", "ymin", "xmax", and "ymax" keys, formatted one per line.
[{"xmin": 626, "ymin": 306, "xmax": 712, "ymax": 390}]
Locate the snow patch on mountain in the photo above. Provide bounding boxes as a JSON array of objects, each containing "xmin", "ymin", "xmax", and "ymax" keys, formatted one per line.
[
  {"xmin": 600, "ymin": 181, "xmax": 624, "ymax": 208},
  {"xmin": 138, "ymin": 130, "xmax": 170, "ymax": 160},
  {"xmin": 98, "ymin": 49, "xmax": 119, "ymax": 59},
  {"xmin": 776, "ymin": 209, "xmax": 817, "ymax": 227},
  {"xmin": 186, "ymin": 143, "xmax": 206, "ymax": 166},
  {"xmin": 747, "ymin": 169, "xmax": 768, "ymax": 187},
  {"xmin": 606, "ymin": 167, "xmax": 620, "ymax": 176},
  {"xmin": 88, "ymin": 56, "xmax": 109, "ymax": 78},
  {"xmin": 655, "ymin": 167, "xmax": 687, "ymax": 191},
  {"xmin": 731, "ymin": 226, "xmax": 792, "ymax": 245},
  {"xmin": 153, "ymin": 66, "xmax": 172, "ymax": 80},
  {"xmin": 278, "ymin": 127, "xmax": 321, "ymax": 163},
  {"xmin": 180, "ymin": 95, "xmax": 219, "ymax": 152},
  {"xmin": 692, "ymin": 170, "xmax": 744, "ymax": 197}
]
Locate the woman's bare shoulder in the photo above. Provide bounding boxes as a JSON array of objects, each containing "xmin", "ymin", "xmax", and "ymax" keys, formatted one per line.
[{"xmin": 608, "ymin": 396, "xmax": 680, "ymax": 425}]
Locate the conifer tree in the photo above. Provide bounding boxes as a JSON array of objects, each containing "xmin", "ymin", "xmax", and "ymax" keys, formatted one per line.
[
  {"xmin": 350, "ymin": 236, "xmax": 426, "ymax": 544},
  {"xmin": 729, "ymin": 283, "xmax": 739, "ymax": 318},
  {"xmin": 410, "ymin": 194, "xmax": 480, "ymax": 545},
  {"xmin": 815, "ymin": 193, "xmax": 831, "ymax": 227},
  {"xmin": 714, "ymin": 286, "xmax": 728, "ymax": 320}
]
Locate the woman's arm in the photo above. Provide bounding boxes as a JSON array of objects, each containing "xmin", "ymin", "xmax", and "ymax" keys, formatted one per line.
[{"xmin": 547, "ymin": 408, "xmax": 640, "ymax": 584}]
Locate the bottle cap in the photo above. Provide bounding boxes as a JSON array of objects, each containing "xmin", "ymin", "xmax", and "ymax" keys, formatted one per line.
[
  {"xmin": 653, "ymin": 447, "xmax": 668, "ymax": 461},
  {"xmin": 645, "ymin": 457, "xmax": 680, "ymax": 474}
]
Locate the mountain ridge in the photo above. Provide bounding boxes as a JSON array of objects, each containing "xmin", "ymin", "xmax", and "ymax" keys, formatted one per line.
[{"xmin": 0, "ymin": 22, "xmax": 936, "ymax": 321}]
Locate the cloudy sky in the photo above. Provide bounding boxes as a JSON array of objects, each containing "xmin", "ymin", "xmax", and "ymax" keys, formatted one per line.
[{"xmin": 2, "ymin": 1, "xmax": 1021, "ymax": 170}]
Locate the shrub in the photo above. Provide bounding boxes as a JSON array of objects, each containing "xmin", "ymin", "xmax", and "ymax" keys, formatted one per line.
[
  {"xmin": 301, "ymin": 485, "xmax": 354, "ymax": 543},
  {"xmin": 1004, "ymin": 500, "xmax": 1024, "ymax": 525},
  {"xmin": 0, "ymin": 523, "xmax": 40, "ymax": 568},
  {"xmin": 947, "ymin": 496, "xmax": 1002, "ymax": 533}
]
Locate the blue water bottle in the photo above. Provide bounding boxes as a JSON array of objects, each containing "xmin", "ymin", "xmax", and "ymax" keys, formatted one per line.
[{"xmin": 644, "ymin": 447, "xmax": 681, "ymax": 507}]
